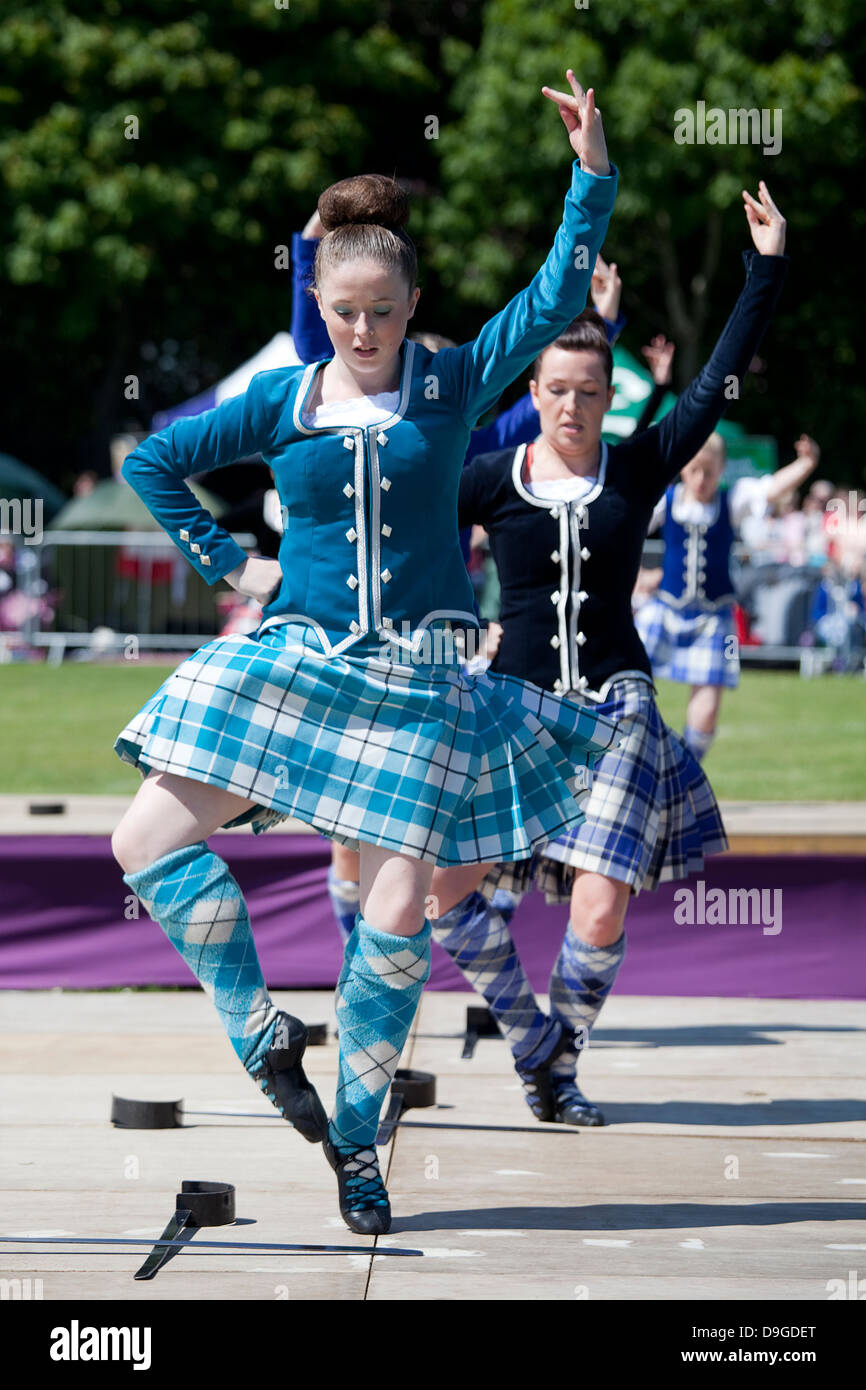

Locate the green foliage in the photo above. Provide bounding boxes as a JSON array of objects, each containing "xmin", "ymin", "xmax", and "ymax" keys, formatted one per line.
[{"xmin": 1, "ymin": 0, "xmax": 863, "ymax": 488}]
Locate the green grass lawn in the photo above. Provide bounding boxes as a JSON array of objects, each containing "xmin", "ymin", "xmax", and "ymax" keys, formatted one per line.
[{"xmin": 0, "ymin": 663, "xmax": 863, "ymax": 800}]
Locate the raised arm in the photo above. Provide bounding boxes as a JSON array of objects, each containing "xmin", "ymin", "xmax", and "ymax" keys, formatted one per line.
[
  {"xmin": 437, "ymin": 75, "xmax": 617, "ymax": 426},
  {"xmin": 765, "ymin": 435, "xmax": 821, "ymax": 505},
  {"xmin": 632, "ymin": 182, "xmax": 788, "ymax": 502},
  {"xmin": 121, "ymin": 369, "xmax": 288, "ymax": 586},
  {"xmin": 291, "ymin": 210, "xmax": 333, "ymax": 365}
]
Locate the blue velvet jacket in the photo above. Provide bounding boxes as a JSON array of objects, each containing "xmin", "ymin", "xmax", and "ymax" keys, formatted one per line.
[{"xmin": 122, "ymin": 161, "xmax": 617, "ymax": 657}]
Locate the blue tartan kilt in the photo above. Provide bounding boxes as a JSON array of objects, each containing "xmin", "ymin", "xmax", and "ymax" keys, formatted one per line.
[
  {"xmin": 635, "ymin": 595, "xmax": 739, "ymax": 688},
  {"xmin": 114, "ymin": 621, "xmax": 619, "ymax": 869},
  {"xmin": 481, "ymin": 677, "xmax": 728, "ymax": 899}
]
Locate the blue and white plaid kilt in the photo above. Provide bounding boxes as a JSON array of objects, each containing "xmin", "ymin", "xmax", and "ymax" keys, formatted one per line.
[
  {"xmin": 635, "ymin": 595, "xmax": 739, "ymax": 688},
  {"xmin": 114, "ymin": 621, "xmax": 618, "ymax": 868},
  {"xmin": 481, "ymin": 677, "xmax": 728, "ymax": 899}
]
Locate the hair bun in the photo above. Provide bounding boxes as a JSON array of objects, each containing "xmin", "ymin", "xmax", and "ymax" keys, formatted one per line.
[{"xmin": 318, "ymin": 174, "xmax": 410, "ymax": 233}]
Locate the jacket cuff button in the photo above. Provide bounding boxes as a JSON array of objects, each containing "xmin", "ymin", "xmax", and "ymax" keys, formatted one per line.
[
  {"xmin": 201, "ymin": 554, "xmax": 211, "ymax": 566},
  {"xmin": 179, "ymin": 530, "xmax": 189, "ymax": 542}
]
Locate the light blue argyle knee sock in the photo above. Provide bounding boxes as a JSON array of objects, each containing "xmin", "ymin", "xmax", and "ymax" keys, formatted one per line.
[
  {"xmin": 549, "ymin": 924, "xmax": 626, "ymax": 1082},
  {"xmin": 432, "ymin": 891, "xmax": 559, "ymax": 1067},
  {"xmin": 327, "ymin": 864, "xmax": 360, "ymax": 946},
  {"xmin": 123, "ymin": 841, "xmax": 279, "ymax": 1072},
  {"xmin": 329, "ymin": 913, "xmax": 431, "ymax": 1154}
]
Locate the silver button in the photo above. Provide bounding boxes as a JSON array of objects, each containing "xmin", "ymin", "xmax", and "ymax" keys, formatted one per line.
[
  {"xmin": 550, "ymin": 550, "xmax": 560, "ymax": 563},
  {"xmin": 347, "ymin": 575, "xmax": 359, "ymax": 590},
  {"xmin": 190, "ymin": 543, "xmax": 201, "ymax": 554},
  {"xmin": 580, "ymin": 546, "xmax": 591, "ymax": 561},
  {"xmin": 576, "ymin": 676, "xmax": 588, "ymax": 691},
  {"xmin": 551, "ymin": 506, "xmax": 561, "ymax": 519},
  {"xmin": 201, "ymin": 554, "xmax": 211, "ymax": 566},
  {"xmin": 179, "ymin": 529, "xmax": 189, "ymax": 542},
  {"xmin": 576, "ymin": 590, "xmax": 588, "ymax": 603},
  {"xmin": 550, "ymin": 635, "xmax": 560, "ymax": 649},
  {"xmin": 376, "ymin": 431, "xmax": 388, "ymax": 445},
  {"xmin": 346, "ymin": 527, "xmax": 357, "ymax": 542},
  {"xmin": 576, "ymin": 631, "xmax": 587, "ymax": 646},
  {"xmin": 576, "ymin": 505, "xmax": 588, "ymax": 523},
  {"xmin": 343, "ymin": 436, "xmax": 354, "ymax": 450},
  {"xmin": 553, "ymin": 678, "xmax": 563, "ymax": 692},
  {"xmin": 382, "ymin": 617, "xmax": 394, "ymax": 629},
  {"xmin": 343, "ymin": 483, "xmax": 354, "ymax": 498},
  {"xmin": 381, "ymin": 568, "xmax": 392, "ymax": 583},
  {"xmin": 381, "ymin": 524, "xmax": 392, "ymax": 538},
  {"xmin": 349, "ymin": 620, "xmax": 360, "ymax": 634},
  {"xmin": 380, "ymin": 477, "xmax": 391, "ymax": 492},
  {"xmin": 550, "ymin": 591, "xmax": 559, "ymax": 604}
]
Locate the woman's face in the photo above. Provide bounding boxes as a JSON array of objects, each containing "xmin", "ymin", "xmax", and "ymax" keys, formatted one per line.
[
  {"xmin": 529, "ymin": 347, "xmax": 614, "ymax": 457},
  {"xmin": 315, "ymin": 260, "xmax": 420, "ymax": 377},
  {"xmin": 680, "ymin": 442, "xmax": 726, "ymax": 503}
]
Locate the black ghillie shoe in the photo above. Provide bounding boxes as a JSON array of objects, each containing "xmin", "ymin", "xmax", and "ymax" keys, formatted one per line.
[
  {"xmin": 553, "ymin": 1078, "xmax": 605, "ymax": 1127},
  {"xmin": 515, "ymin": 1021, "xmax": 577, "ymax": 1123},
  {"xmin": 249, "ymin": 1011, "xmax": 328, "ymax": 1144},
  {"xmin": 323, "ymin": 1138, "xmax": 392, "ymax": 1236}
]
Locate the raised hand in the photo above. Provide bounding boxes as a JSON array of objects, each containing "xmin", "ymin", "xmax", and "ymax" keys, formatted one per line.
[
  {"xmin": 742, "ymin": 181, "xmax": 786, "ymax": 256},
  {"xmin": 591, "ymin": 253, "xmax": 622, "ymax": 321},
  {"xmin": 302, "ymin": 209, "xmax": 325, "ymax": 240},
  {"xmin": 794, "ymin": 434, "xmax": 821, "ymax": 467},
  {"xmin": 641, "ymin": 334, "xmax": 676, "ymax": 387},
  {"xmin": 542, "ymin": 71, "xmax": 610, "ymax": 177}
]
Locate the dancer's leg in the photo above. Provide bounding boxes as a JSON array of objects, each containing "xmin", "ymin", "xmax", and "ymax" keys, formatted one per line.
[
  {"xmin": 684, "ymin": 684, "xmax": 723, "ymax": 761},
  {"xmin": 325, "ymin": 844, "xmax": 434, "ymax": 1233},
  {"xmin": 548, "ymin": 869, "xmax": 629, "ymax": 1125},
  {"xmin": 112, "ymin": 770, "xmax": 326, "ymax": 1141},
  {"xmin": 327, "ymin": 843, "xmax": 361, "ymax": 946}
]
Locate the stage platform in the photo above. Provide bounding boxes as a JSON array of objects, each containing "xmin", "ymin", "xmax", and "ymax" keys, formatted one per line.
[{"xmin": 1, "ymin": 989, "xmax": 864, "ymax": 1301}]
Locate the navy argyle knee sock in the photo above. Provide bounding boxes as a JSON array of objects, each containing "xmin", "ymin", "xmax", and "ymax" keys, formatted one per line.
[
  {"xmin": 549, "ymin": 925, "xmax": 626, "ymax": 1082},
  {"xmin": 123, "ymin": 842, "xmax": 280, "ymax": 1072},
  {"xmin": 432, "ymin": 891, "xmax": 559, "ymax": 1067},
  {"xmin": 327, "ymin": 864, "xmax": 360, "ymax": 946},
  {"xmin": 329, "ymin": 913, "xmax": 431, "ymax": 1154}
]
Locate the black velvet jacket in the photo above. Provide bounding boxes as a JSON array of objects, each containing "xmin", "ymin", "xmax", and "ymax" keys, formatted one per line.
[{"xmin": 458, "ymin": 251, "xmax": 788, "ymax": 698}]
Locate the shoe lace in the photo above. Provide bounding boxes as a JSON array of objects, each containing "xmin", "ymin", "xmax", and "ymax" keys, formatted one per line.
[{"xmin": 341, "ymin": 1149, "xmax": 389, "ymax": 1209}]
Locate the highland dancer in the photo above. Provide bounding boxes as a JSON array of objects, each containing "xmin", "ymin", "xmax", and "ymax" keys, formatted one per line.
[
  {"xmin": 424, "ymin": 183, "xmax": 789, "ymax": 1127},
  {"xmin": 636, "ymin": 431, "xmax": 822, "ymax": 760},
  {"xmin": 111, "ymin": 73, "xmax": 618, "ymax": 1232}
]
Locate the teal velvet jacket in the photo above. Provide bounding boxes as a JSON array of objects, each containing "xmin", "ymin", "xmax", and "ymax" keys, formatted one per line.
[{"xmin": 122, "ymin": 161, "xmax": 618, "ymax": 657}]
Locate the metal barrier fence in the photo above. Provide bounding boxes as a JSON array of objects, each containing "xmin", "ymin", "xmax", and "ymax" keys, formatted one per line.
[
  {"xmin": 0, "ymin": 531, "xmax": 841, "ymax": 676},
  {"xmin": 3, "ymin": 531, "xmax": 256, "ymax": 663}
]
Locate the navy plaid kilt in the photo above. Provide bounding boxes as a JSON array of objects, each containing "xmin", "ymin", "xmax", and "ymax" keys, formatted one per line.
[
  {"xmin": 114, "ymin": 621, "xmax": 618, "ymax": 868},
  {"xmin": 635, "ymin": 595, "xmax": 739, "ymax": 688},
  {"xmin": 481, "ymin": 677, "xmax": 728, "ymax": 899}
]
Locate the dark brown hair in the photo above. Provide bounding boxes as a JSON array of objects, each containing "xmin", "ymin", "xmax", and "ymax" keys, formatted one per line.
[
  {"xmin": 532, "ymin": 308, "xmax": 613, "ymax": 385},
  {"xmin": 314, "ymin": 174, "xmax": 417, "ymax": 292}
]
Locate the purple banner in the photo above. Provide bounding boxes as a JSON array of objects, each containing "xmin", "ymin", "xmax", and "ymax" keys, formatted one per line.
[{"xmin": 0, "ymin": 835, "xmax": 863, "ymax": 998}]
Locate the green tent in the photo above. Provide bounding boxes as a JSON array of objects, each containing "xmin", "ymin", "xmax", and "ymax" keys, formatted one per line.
[
  {"xmin": 604, "ymin": 346, "xmax": 777, "ymax": 481},
  {"xmin": 51, "ymin": 477, "xmax": 226, "ymax": 530},
  {"xmin": 0, "ymin": 452, "xmax": 68, "ymax": 520}
]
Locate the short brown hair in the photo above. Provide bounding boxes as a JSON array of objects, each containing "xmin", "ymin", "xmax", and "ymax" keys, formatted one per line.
[{"xmin": 533, "ymin": 308, "xmax": 613, "ymax": 385}]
